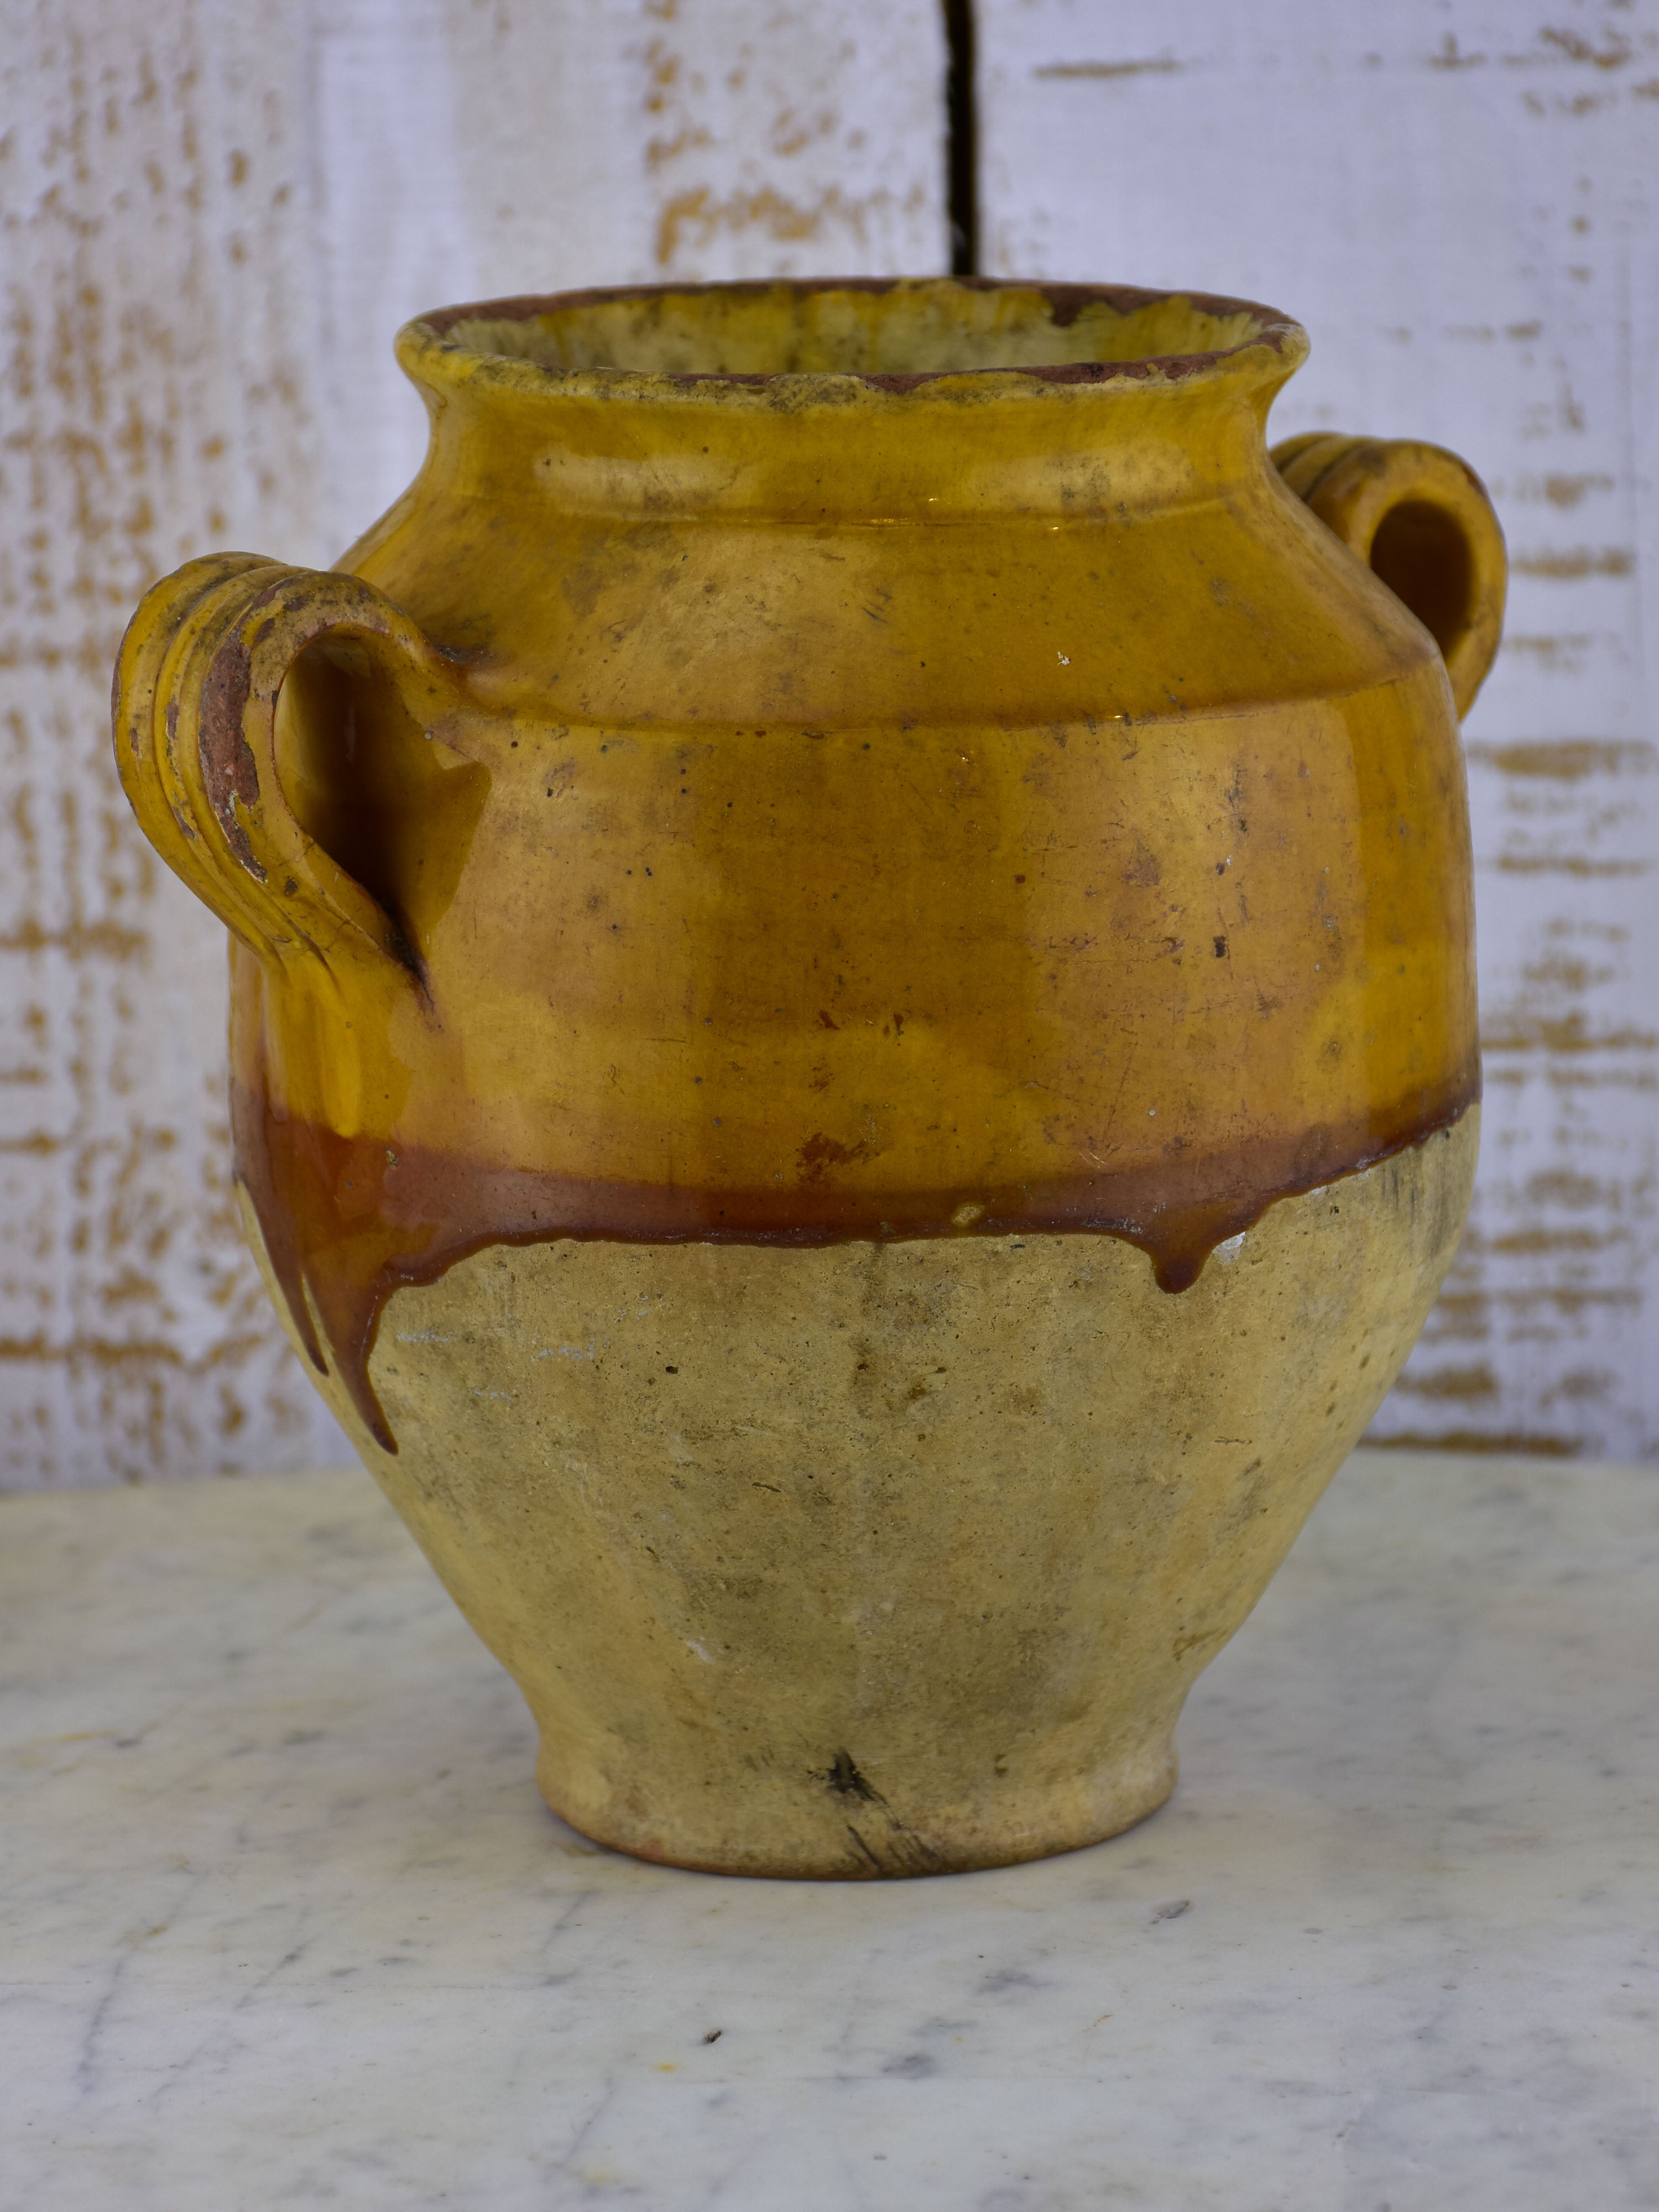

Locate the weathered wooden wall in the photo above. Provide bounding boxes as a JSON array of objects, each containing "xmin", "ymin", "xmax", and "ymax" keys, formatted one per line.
[
  {"xmin": 1, "ymin": 0, "xmax": 1652, "ymax": 1482},
  {"xmin": 982, "ymin": 0, "xmax": 1658, "ymax": 1458}
]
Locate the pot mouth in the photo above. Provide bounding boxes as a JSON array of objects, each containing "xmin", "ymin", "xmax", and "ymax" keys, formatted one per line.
[{"xmin": 407, "ymin": 276, "xmax": 1305, "ymax": 395}]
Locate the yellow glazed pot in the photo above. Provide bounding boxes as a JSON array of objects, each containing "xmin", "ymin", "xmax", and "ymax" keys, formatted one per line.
[{"xmin": 114, "ymin": 280, "xmax": 1504, "ymax": 1877}]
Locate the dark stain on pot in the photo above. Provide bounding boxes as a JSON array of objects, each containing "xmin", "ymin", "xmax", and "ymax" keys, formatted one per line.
[
  {"xmin": 826, "ymin": 1750, "xmax": 880, "ymax": 1801},
  {"xmin": 845, "ymin": 1825, "xmax": 885, "ymax": 1875},
  {"xmin": 797, "ymin": 1132, "xmax": 870, "ymax": 1182},
  {"xmin": 801, "ymin": 1751, "xmax": 945, "ymax": 1877}
]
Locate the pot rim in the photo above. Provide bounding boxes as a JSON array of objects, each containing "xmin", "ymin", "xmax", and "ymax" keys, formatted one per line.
[{"xmin": 400, "ymin": 275, "xmax": 1307, "ymax": 403}]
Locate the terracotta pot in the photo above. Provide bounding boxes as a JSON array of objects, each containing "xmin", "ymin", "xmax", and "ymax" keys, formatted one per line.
[{"xmin": 114, "ymin": 279, "xmax": 1503, "ymax": 1876}]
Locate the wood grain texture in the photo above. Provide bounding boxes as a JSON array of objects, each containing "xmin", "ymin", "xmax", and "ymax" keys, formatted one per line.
[
  {"xmin": 981, "ymin": 0, "xmax": 1658, "ymax": 1460},
  {"xmin": 305, "ymin": 0, "xmax": 948, "ymax": 558},
  {"xmin": 0, "ymin": 1, "xmax": 946, "ymax": 1484},
  {"xmin": 0, "ymin": 0, "xmax": 338, "ymax": 1486}
]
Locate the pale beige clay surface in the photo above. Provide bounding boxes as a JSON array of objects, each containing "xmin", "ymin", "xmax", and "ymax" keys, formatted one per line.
[{"xmin": 243, "ymin": 1110, "xmax": 1476, "ymax": 1877}]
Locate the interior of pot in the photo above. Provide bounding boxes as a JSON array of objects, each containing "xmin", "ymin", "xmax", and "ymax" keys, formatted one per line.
[{"xmin": 428, "ymin": 278, "xmax": 1286, "ymax": 383}]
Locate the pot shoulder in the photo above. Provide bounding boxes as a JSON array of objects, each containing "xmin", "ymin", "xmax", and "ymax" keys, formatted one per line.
[{"xmin": 348, "ymin": 467, "xmax": 1434, "ymax": 732}]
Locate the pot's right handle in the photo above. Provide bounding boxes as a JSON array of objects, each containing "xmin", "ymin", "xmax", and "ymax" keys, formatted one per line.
[{"xmin": 1271, "ymin": 433, "xmax": 1506, "ymax": 717}]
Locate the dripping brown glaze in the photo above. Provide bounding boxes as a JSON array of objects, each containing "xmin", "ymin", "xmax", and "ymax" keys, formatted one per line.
[{"xmin": 232, "ymin": 1072, "xmax": 1478, "ymax": 1455}]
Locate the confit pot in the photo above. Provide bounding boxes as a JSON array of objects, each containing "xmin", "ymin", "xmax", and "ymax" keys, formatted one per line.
[{"xmin": 114, "ymin": 278, "xmax": 1504, "ymax": 1878}]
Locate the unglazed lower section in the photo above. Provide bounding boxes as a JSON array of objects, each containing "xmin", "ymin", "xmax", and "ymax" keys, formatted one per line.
[{"xmin": 243, "ymin": 1110, "xmax": 1476, "ymax": 1878}]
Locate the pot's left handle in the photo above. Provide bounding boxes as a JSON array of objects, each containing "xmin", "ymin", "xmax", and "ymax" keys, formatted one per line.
[
  {"xmin": 1272, "ymin": 434, "xmax": 1507, "ymax": 717},
  {"xmin": 112, "ymin": 553, "xmax": 459, "ymax": 983}
]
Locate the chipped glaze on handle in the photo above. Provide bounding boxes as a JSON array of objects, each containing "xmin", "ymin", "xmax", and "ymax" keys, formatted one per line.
[
  {"xmin": 1272, "ymin": 433, "xmax": 1507, "ymax": 716},
  {"xmin": 112, "ymin": 554, "xmax": 460, "ymax": 984}
]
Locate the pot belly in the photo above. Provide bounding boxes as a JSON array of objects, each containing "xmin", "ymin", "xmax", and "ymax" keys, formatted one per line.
[{"xmin": 243, "ymin": 1110, "xmax": 1475, "ymax": 1877}]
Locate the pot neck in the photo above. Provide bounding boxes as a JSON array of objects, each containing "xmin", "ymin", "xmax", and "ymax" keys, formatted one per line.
[{"xmin": 409, "ymin": 373, "xmax": 1297, "ymax": 524}]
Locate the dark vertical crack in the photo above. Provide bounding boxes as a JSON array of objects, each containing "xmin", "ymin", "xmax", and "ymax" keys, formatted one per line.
[{"xmin": 943, "ymin": 0, "xmax": 978, "ymax": 275}]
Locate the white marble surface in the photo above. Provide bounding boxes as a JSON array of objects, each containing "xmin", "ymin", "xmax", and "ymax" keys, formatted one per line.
[{"xmin": 2, "ymin": 1449, "xmax": 1656, "ymax": 2211}]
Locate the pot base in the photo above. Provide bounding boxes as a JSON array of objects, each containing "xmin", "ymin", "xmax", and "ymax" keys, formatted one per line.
[{"xmin": 536, "ymin": 1729, "xmax": 1179, "ymax": 1880}]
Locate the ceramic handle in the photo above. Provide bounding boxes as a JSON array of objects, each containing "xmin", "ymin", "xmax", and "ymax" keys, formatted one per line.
[
  {"xmin": 113, "ymin": 555, "xmax": 458, "ymax": 983},
  {"xmin": 1271, "ymin": 434, "xmax": 1506, "ymax": 716}
]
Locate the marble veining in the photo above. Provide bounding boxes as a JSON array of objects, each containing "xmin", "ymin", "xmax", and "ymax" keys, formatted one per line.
[{"xmin": 2, "ymin": 1450, "xmax": 1656, "ymax": 2210}]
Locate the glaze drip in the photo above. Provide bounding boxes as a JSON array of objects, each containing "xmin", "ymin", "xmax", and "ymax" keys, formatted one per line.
[{"xmin": 232, "ymin": 1076, "xmax": 1478, "ymax": 1455}]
